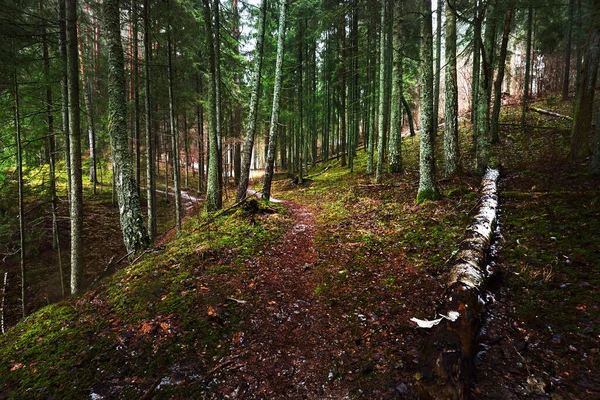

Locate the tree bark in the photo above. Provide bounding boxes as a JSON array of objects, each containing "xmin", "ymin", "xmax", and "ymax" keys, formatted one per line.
[
  {"xmin": 570, "ymin": 0, "xmax": 600, "ymax": 160},
  {"xmin": 167, "ymin": 8, "xmax": 182, "ymax": 234},
  {"xmin": 143, "ymin": 0, "xmax": 156, "ymax": 241},
  {"xmin": 521, "ymin": 6, "xmax": 533, "ymax": 128},
  {"xmin": 58, "ymin": 0, "xmax": 71, "ymax": 202},
  {"xmin": 388, "ymin": 0, "xmax": 403, "ymax": 173},
  {"xmin": 432, "ymin": 0, "xmax": 443, "ymax": 138},
  {"xmin": 375, "ymin": 0, "xmax": 388, "ymax": 183},
  {"xmin": 416, "ymin": 0, "xmax": 440, "ymax": 202},
  {"xmin": 490, "ymin": 3, "xmax": 514, "ymax": 144},
  {"xmin": 66, "ymin": 0, "xmax": 84, "ymax": 295},
  {"xmin": 563, "ymin": 0, "xmax": 575, "ymax": 100},
  {"xmin": 262, "ymin": 0, "xmax": 287, "ymax": 201},
  {"xmin": 418, "ymin": 168, "xmax": 500, "ymax": 399},
  {"xmin": 444, "ymin": 0, "xmax": 460, "ymax": 176},
  {"xmin": 104, "ymin": 0, "xmax": 151, "ymax": 253}
]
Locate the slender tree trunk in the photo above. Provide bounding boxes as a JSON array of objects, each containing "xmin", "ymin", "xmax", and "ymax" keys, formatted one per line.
[
  {"xmin": 66, "ymin": 0, "xmax": 84, "ymax": 294},
  {"xmin": 475, "ymin": 0, "xmax": 497, "ymax": 173},
  {"xmin": 388, "ymin": 0, "xmax": 403, "ymax": 173},
  {"xmin": 491, "ymin": 3, "xmax": 514, "ymax": 144},
  {"xmin": 521, "ymin": 6, "xmax": 533, "ymax": 128},
  {"xmin": 78, "ymin": 25, "xmax": 97, "ymax": 194},
  {"xmin": 340, "ymin": 7, "xmax": 347, "ymax": 168},
  {"xmin": 432, "ymin": 0, "xmax": 443, "ymax": 138},
  {"xmin": 202, "ymin": 0, "xmax": 222, "ymax": 211},
  {"xmin": 167, "ymin": 12, "xmax": 182, "ymax": 234},
  {"xmin": 213, "ymin": 0, "xmax": 223, "ymax": 195},
  {"xmin": 104, "ymin": 0, "xmax": 150, "ymax": 253},
  {"xmin": 59, "ymin": 0, "xmax": 71, "ymax": 201},
  {"xmin": 563, "ymin": 0, "xmax": 575, "ymax": 100},
  {"xmin": 416, "ymin": 0, "xmax": 440, "ymax": 202},
  {"xmin": 471, "ymin": 1, "xmax": 481, "ymax": 129},
  {"xmin": 262, "ymin": 0, "xmax": 287, "ymax": 200},
  {"xmin": 375, "ymin": 0, "xmax": 388, "ymax": 183},
  {"xmin": 196, "ymin": 73, "xmax": 205, "ymax": 195},
  {"xmin": 133, "ymin": 0, "xmax": 141, "ymax": 197},
  {"xmin": 570, "ymin": 0, "xmax": 600, "ymax": 160},
  {"xmin": 143, "ymin": 0, "xmax": 156, "ymax": 241},
  {"xmin": 444, "ymin": 0, "xmax": 460, "ymax": 176},
  {"xmin": 43, "ymin": 0, "xmax": 65, "ymax": 295},
  {"xmin": 232, "ymin": 0, "xmax": 242, "ymax": 187},
  {"xmin": 13, "ymin": 44, "xmax": 26, "ymax": 317}
]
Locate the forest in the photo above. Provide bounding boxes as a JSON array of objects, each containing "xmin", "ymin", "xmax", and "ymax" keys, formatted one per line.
[{"xmin": 0, "ymin": 0, "xmax": 599, "ymax": 398}]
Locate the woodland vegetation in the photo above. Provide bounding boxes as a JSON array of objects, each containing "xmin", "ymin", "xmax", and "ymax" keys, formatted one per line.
[{"xmin": 0, "ymin": 0, "xmax": 599, "ymax": 398}]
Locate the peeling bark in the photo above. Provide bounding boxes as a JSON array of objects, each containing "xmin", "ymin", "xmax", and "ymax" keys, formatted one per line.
[{"xmin": 417, "ymin": 168, "xmax": 500, "ymax": 399}]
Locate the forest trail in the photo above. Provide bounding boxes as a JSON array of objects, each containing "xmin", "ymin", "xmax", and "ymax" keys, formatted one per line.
[{"xmin": 205, "ymin": 200, "xmax": 353, "ymax": 399}]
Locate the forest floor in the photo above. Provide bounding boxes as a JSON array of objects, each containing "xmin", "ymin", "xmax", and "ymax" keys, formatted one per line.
[{"xmin": 0, "ymin": 97, "xmax": 599, "ymax": 399}]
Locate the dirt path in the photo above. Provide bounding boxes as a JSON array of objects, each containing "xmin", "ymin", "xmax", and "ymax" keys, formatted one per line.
[{"xmin": 207, "ymin": 201, "xmax": 353, "ymax": 399}]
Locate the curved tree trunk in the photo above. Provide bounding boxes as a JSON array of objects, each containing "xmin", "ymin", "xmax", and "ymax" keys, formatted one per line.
[{"xmin": 417, "ymin": 168, "xmax": 500, "ymax": 399}]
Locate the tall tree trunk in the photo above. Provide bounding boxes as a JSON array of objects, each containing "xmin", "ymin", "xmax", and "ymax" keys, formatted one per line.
[
  {"xmin": 432, "ymin": 0, "xmax": 443, "ymax": 138},
  {"xmin": 375, "ymin": 0, "xmax": 388, "ymax": 183},
  {"xmin": 570, "ymin": 0, "xmax": 600, "ymax": 160},
  {"xmin": 444, "ymin": 0, "xmax": 460, "ymax": 176},
  {"xmin": 388, "ymin": 0, "xmax": 403, "ymax": 173},
  {"xmin": 416, "ymin": 0, "xmax": 440, "ymax": 202},
  {"xmin": 213, "ymin": 0, "xmax": 223, "ymax": 195},
  {"xmin": 298, "ymin": 20, "xmax": 304, "ymax": 183},
  {"xmin": 13, "ymin": 43, "xmax": 26, "ymax": 317},
  {"xmin": 78, "ymin": 23, "xmax": 97, "ymax": 194},
  {"xmin": 262, "ymin": 0, "xmax": 287, "ymax": 200},
  {"xmin": 143, "ymin": 0, "xmax": 156, "ymax": 241},
  {"xmin": 490, "ymin": 3, "xmax": 514, "ymax": 144},
  {"xmin": 563, "ymin": 0, "xmax": 575, "ymax": 100},
  {"xmin": 521, "ymin": 6, "xmax": 533, "ymax": 128},
  {"xmin": 202, "ymin": 0, "xmax": 222, "ymax": 211},
  {"xmin": 167, "ymin": 10, "xmax": 182, "ymax": 234},
  {"xmin": 66, "ymin": 0, "xmax": 84, "ymax": 294},
  {"xmin": 196, "ymin": 73, "xmax": 205, "ymax": 195},
  {"xmin": 340, "ymin": 6, "xmax": 347, "ymax": 168},
  {"xmin": 235, "ymin": 0, "xmax": 265, "ymax": 202},
  {"xmin": 475, "ymin": 0, "xmax": 497, "ymax": 173},
  {"xmin": 471, "ymin": 1, "xmax": 481, "ymax": 129},
  {"xmin": 232, "ymin": 0, "xmax": 242, "ymax": 187},
  {"xmin": 133, "ymin": 0, "xmax": 141, "ymax": 197},
  {"xmin": 43, "ymin": 0, "xmax": 65, "ymax": 295},
  {"xmin": 59, "ymin": 0, "xmax": 71, "ymax": 201},
  {"xmin": 104, "ymin": 0, "xmax": 150, "ymax": 253}
]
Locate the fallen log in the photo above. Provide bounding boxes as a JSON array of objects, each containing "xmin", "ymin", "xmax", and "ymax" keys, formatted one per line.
[
  {"xmin": 528, "ymin": 105, "xmax": 573, "ymax": 121},
  {"xmin": 416, "ymin": 168, "xmax": 500, "ymax": 399}
]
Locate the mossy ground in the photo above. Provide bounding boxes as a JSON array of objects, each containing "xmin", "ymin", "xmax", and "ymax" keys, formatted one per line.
[{"xmin": 1, "ymin": 94, "xmax": 599, "ymax": 398}]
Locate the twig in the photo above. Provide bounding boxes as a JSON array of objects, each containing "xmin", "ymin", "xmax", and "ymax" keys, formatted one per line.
[
  {"xmin": 129, "ymin": 249, "xmax": 152, "ymax": 266},
  {"xmin": 1, "ymin": 272, "xmax": 7, "ymax": 334},
  {"xmin": 226, "ymin": 297, "xmax": 248, "ymax": 304},
  {"xmin": 138, "ymin": 376, "xmax": 162, "ymax": 400}
]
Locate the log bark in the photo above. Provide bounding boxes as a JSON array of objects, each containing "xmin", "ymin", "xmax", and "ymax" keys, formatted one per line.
[
  {"xmin": 529, "ymin": 106, "xmax": 573, "ymax": 121},
  {"xmin": 417, "ymin": 168, "xmax": 500, "ymax": 399}
]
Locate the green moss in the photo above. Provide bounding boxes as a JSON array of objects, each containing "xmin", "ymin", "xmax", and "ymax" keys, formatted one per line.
[{"xmin": 415, "ymin": 188, "xmax": 441, "ymax": 203}]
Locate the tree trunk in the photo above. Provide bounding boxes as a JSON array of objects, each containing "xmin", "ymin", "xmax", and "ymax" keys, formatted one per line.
[
  {"xmin": 196, "ymin": 73, "xmax": 205, "ymax": 195},
  {"xmin": 388, "ymin": 0, "xmax": 403, "ymax": 173},
  {"xmin": 104, "ymin": 0, "xmax": 150, "ymax": 253},
  {"xmin": 42, "ymin": 0, "xmax": 65, "ymax": 296},
  {"xmin": 444, "ymin": 0, "xmax": 460, "ymax": 176},
  {"xmin": 78, "ymin": 24, "xmax": 97, "ymax": 194},
  {"xmin": 375, "ymin": 0, "xmax": 388, "ymax": 183},
  {"xmin": 490, "ymin": 3, "xmax": 514, "ymax": 145},
  {"xmin": 416, "ymin": 0, "xmax": 440, "ymax": 202},
  {"xmin": 570, "ymin": 0, "xmax": 600, "ymax": 160},
  {"xmin": 563, "ymin": 0, "xmax": 575, "ymax": 100},
  {"xmin": 59, "ymin": 0, "xmax": 71, "ymax": 202},
  {"xmin": 66, "ymin": 0, "xmax": 84, "ymax": 294},
  {"xmin": 521, "ymin": 6, "xmax": 533, "ymax": 128},
  {"xmin": 143, "ymin": 0, "xmax": 156, "ymax": 241},
  {"xmin": 432, "ymin": 0, "xmax": 443, "ymax": 138},
  {"xmin": 213, "ymin": 0, "xmax": 223, "ymax": 195},
  {"xmin": 13, "ymin": 43, "xmax": 26, "ymax": 317},
  {"xmin": 167, "ymin": 11, "xmax": 182, "ymax": 234},
  {"xmin": 262, "ymin": 0, "xmax": 287, "ymax": 201},
  {"xmin": 133, "ymin": 0, "xmax": 141, "ymax": 197},
  {"xmin": 202, "ymin": 0, "xmax": 222, "ymax": 211},
  {"xmin": 236, "ymin": 0, "xmax": 267, "ymax": 202},
  {"xmin": 417, "ymin": 168, "xmax": 500, "ymax": 399}
]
